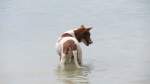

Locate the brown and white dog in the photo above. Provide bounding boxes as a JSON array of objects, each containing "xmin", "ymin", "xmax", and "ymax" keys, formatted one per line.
[{"xmin": 56, "ymin": 25, "xmax": 93, "ymax": 68}]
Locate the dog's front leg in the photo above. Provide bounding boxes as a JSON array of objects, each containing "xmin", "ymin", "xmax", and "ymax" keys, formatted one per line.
[
  {"xmin": 78, "ymin": 46, "xmax": 82, "ymax": 65},
  {"xmin": 73, "ymin": 50, "xmax": 81, "ymax": 68}
]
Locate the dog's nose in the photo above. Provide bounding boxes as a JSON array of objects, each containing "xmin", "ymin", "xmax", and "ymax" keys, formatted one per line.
[{"xmin": 89, "ymin": 40, "xmax": 93, "ymax": 44}]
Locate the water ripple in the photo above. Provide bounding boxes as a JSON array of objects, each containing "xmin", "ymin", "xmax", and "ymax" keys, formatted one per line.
[{"xmin": 55, "ymin": 65, "xmax": 91, "ymax": 84}]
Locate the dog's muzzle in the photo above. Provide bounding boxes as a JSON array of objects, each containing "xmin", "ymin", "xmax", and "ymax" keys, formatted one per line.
[
  {"xmin": 87, "ymin": 40, "xmax": 93, "ymax": 46},
  {"xmin": 89, "ymin": 40, "xmax": 93, "ymax": 44}
]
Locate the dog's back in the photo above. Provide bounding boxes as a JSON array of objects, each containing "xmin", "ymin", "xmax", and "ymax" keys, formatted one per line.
[{"xmin": 56, "ymin": 30, "xmax": 75, "ymax": 55}]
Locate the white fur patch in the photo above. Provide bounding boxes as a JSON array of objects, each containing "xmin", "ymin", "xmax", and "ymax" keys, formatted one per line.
[{"xmin": 56, "ymin": 30, "xmax": 82, "ymax": 68}]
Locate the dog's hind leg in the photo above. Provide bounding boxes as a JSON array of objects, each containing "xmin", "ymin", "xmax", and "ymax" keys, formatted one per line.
[
  {"xmin": 60, "ymin": 53, "xmax": 66, "ymax": 68},
  {"xmin": 73, "ymin": 50, "xmax": 81, "ymax": 68},
  {"xmin": 68, "ymin": 48, "xmax": 72, "ymax": 63}
]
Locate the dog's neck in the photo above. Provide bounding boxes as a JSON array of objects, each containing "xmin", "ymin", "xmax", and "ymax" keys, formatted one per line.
[
  {"xmin": 64, "ymin": 30, "xmax": 75, "ymax": 37},
  {"xmin": 62, "ymin": 29, "xmax": 81, "ymax": 42},
  {"xmin": 61, "ymin": 33, "xmax": 73, "ymax": 37}
]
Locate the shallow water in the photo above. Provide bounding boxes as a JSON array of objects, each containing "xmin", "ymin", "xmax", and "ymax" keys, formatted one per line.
[{"xmin": 0, "ymin": 0, "xmax": 150, "ymax": 84}]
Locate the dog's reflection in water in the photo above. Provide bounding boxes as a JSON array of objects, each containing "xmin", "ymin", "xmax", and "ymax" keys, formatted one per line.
[{"xmin": 55, "ymin": 64, "xmax": 91, "ymax": 84}]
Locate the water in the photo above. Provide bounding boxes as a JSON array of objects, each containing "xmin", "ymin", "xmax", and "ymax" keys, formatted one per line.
[{"xmin": 0, "ymin": 0, "xmax": 150, "ymax": 84}]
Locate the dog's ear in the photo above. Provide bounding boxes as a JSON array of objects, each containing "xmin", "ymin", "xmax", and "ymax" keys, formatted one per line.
[
  {"xmin": 77, "ymin": 25, "xmax": 92, "ymax": 34},
  {"xmin": 86, "ymin": 27, "xmax": 92, "ymax": 31},
  {"xmin": 80, "ymin": 25, "xmax": 92, "ymax": 31},
  {"xmin": 81, "ymin": 25, "xmax": 85, "ymax": 28}
]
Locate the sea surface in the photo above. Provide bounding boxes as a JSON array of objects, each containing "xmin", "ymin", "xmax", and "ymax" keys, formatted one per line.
[{"xmin": 0, "ymin": 0, "xmax": 150, "ymax": 84}]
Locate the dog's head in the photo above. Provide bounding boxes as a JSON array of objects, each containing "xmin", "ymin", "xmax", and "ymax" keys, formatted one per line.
[{"xmin": 74, "ymin": 25, "xmax": 93, "ymax": 46}]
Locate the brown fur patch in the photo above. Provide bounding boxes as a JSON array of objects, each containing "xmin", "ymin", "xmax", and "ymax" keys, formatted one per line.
[
  {"xmin": 74, "ymin": 25, "xmax": 92, "ymax": 45},
  {"xmin": 63, "ymin": 40, "xmax": 77, "ymax": 54},
  {"xmin": 61, "ymin": 33, "xmax": 73, "ymax": 37},
  {"xmin": 74, "ymin": 28, "xmax": 86, "ymax": 42}
]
